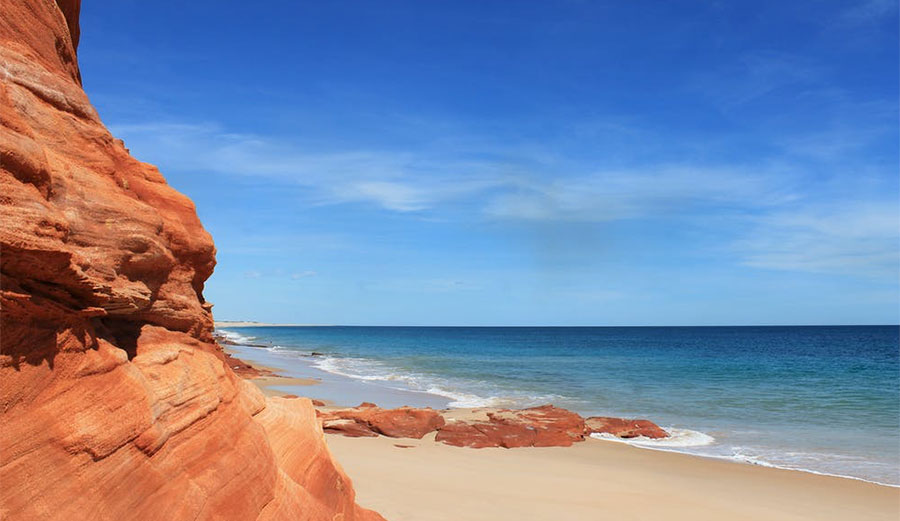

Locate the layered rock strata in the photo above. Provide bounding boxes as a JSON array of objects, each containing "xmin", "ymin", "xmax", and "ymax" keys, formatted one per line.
[{"xmin": 0, "ymin": 2, "xmax": 383, "ymax": 520}]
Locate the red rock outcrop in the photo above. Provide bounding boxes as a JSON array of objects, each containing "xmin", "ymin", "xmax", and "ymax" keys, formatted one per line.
[
  {"xmin": 253, "ymin": 397, "xmax": 384, "ymax": 520},
  {"xmin": 320, "ymin": 405, "xmax": 446, "ymax": 439},
  {"xmin": 0, "ymin": 2, "xmax": 383, "ymax": 520},
  {"xmin": 317, "ymin": 403, "xmax": 670, "ymax": 448},
  {"xmin": 323, "ymin": 418, "xmax": 382, "ymax": 438},
  {"xmin": 584, "ymin": 416, "xmax": 669, "ymax": 439},
  {"xmin": 435, "ymin": 405, "xmax": 586, "ymax": 448}
]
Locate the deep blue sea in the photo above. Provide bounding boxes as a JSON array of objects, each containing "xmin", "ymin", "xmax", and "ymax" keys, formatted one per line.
[{"xmin": 220, "ymin": 325, "xmax": 900, "ymax": 485}]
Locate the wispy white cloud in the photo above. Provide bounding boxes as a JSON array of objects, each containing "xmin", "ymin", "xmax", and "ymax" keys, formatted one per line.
[
  {"xmin": 736, "ymin": 202, "xmax": 899, "ymax": 278},
  {"xmin": 114, "ymin": 121, "xmax": 807, "ymax": 222},
  {"xmin": 484, "ymin": 167, "xmax": 800, "ymax": 221},
  {"xmin": 692, "ymin": 51, "xmax": 822, "ymax": 108},
  {"xmin": 775, "ymin": 97, "xmax": 898, "ymax": 161},
  {"xmin": 839, "ymin": 0, "xmax": 898, "ymax": 25},
  {"xmin": 112, "ymin": 120, "xmax": 898, "ymax": 281},
  {"xmin": 111, "ymin": 122, "xmax": 502, "ymax": 212},
  {"xmin": 484, "ymin": 168, "xmax": 898, "ymax": 280},
  {"xmin": 341, "ymin": 181, "xmax": 430, "ymax": 212}
]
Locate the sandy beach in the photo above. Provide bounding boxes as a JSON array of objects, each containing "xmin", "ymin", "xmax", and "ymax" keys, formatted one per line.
[
  {"xmin": 252, "ymin": 374, "xmax": 321, "ymax": 395},
  {"xmin": 327, "ymin": 433, "xmax": 899, "ymax": 521},
  {"xmin": 225, "ymin": 344, "xmax": 899, "ymax": 521},
  {"xmin": 223, "ymin": 350, "xmax": 322, "ymax": 395}
]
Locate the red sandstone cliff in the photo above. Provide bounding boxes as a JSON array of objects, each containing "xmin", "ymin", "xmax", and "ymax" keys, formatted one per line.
[{"xmin": 0, "ymin": 2, "xmax": 383, "ymax": 520}]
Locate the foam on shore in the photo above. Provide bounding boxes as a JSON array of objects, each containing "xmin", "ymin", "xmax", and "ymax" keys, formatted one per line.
[
  {"xmin": 309, "ymin": 355, "xmax": 559, "ymax": 409},
  {"xmin": 591, "ymin": 428, "xmax": 716, "ymax": 447},
  {"xmin": 218, "ymin": 330, "xmax": 258, "ymax": 344},
  {"xmin": 592, "ymin": 431, "xmax": 900, "ymax": 488},
  {"xmin": 217, "ymin": 327, "xmax": 900, "ymax": 487}
]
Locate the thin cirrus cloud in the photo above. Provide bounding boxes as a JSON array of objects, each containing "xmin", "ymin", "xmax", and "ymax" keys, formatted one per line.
[
  {"xmin": 692, "ymin": 51, "xmax": 824, "ymax": 109},
  {"xmin": 482, "ymin": 167, "xmax": 799, "ymax": 222},
  {"xmin": 111, "ymin": 121, "xmax": 898, "ymax": 281},
  {"xmin": 111, "ymin": 121, "xmax": 795, "ymax": 219},
  {"xmin": 736, "ymin": 202, "xmax": 900, "ymax": 278},
  {"xmin": 110, "ymin": 122, "xmax": 503, "ymax": 212},
  {"xmin": 839, "ymin": 0, "xmax": 899, "ymax": 25},
  {"xmin": 485, "ymin": 172, "xmax": 897, "ymax": 280}
]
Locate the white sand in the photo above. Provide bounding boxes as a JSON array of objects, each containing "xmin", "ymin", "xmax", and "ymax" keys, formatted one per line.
[{"xmin": 328, "ymin": 432, "xmax": 900, "ymax": 521}]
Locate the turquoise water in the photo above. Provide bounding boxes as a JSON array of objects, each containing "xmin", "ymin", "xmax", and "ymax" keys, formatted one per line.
[{"xmin": 221, "ymin": 325, "xmax": 900, "ymax": 485}]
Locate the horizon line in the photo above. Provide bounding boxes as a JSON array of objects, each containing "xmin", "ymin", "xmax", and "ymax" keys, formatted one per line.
[{"xmin": 215, "ymin": 321, "xmax": 899, "ymax": 328}]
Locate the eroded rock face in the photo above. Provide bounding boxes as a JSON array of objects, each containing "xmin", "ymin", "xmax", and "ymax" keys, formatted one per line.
[
  {"xmin": 435, "ymin": 405, "xmax": 586, "ymax": 448},
  {"xmin": 321, "ymin": 405, "xmax": 446, "ymax": 439},
  {"xmin": 253, "ymin": 397, "xmax": 385, "ymax": 520},
  {"xmin": 0, "ymin": 2, "xmax": 382, "ymax": 520},
  {"xmin": 584, "ymin": 417, "xmax": 669, "ymax": 439}
]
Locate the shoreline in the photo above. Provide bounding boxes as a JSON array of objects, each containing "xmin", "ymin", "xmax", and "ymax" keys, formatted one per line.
[
  {"xmin": 220, "ymin": 340, "xmax": 900, "ymax": 494},
  {"xmin": 215, "ymin": 321, "xmax": 331, "ymax": 328},
  {"xmin": 217, "ymin": 330, "xmax": 900, "ymax": 488},
  {"xmin": 221, "ymin": 342, "xmax": 899, "ymax": 520},
  {"xmin": 222, "ymin": 349, "xmax": 321, "ymax": 396},
  {"xmin": 220, "ymin": 337, "xmax": 455, "ymax": 409}
]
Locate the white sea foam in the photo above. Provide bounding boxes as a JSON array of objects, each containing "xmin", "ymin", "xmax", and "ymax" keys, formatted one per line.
[
  {"xmin": 728, "ymin": 448, "xmax": 778, "ymax": 467},
  {"xmin": 590, "ymin": 432, "xmax": 899, "ymax": 487},
  {"xmin": 217, "ymin": 329, "xmax": 257, "ymax": 344},
  {"xmin": 424, "ymin": 387, "xmax": 509, "ymax": 408},
  {"xmin": 311, "ymin": 356, "xmax": 394, "ymax": 381},
  {"xmin": 309, "ymin": 354, "xmax": 561, "ymax": 409},
  {"xmin": 633, "ymin": 428, "xmax": 716, "ymax": 447},
  {"xmin": 590, "ymin": 428, "xmax": 715, "ymax": 448}
]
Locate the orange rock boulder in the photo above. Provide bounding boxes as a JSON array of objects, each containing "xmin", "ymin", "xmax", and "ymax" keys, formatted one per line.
[
  {"xmin": 321, "ymin": 405, "xmax": 446, "ymax": 439},
  {"xmin": 317, "ymin": 400, "xmax": 671, "ymax": 449},
  {"xmin": 323, "ymin": 418, "xmax": 381, "ymax": 438},
  {"xmin": 584, "ymin": 416, "xmax": 669, "ymax": 439},
  {"xmin": 435, "ymin": 405, "xmax": 586, "ymax": 448}
]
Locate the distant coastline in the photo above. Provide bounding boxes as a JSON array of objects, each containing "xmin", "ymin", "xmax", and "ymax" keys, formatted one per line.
[{"xmin": 214, "ymin": 320, "xmax": 332, "ymax": 328}]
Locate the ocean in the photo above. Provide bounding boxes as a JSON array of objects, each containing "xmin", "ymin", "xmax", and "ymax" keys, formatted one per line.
[{"xmin": 220, "ymin": 325, "xmax": 899, "ymax": 486}]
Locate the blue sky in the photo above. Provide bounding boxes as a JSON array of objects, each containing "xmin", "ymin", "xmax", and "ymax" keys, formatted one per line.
[{"xmin": 79, "ymin": 1, "xmax": 898, "ymax": 325}]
